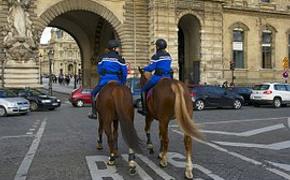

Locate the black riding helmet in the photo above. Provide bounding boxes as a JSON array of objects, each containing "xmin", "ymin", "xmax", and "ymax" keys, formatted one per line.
[
  {"xmin": 107, "ymin": 40, "xmax": 120, "ymax": 49},
  {"xmin": 155, "ymin": 39, "xmax": 167, "ymax": 50}
]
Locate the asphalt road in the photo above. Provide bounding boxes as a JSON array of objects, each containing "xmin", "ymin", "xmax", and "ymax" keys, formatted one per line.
[{"xmin": 1, "ymin": 97, "xmax": 290, "ymax": 180}]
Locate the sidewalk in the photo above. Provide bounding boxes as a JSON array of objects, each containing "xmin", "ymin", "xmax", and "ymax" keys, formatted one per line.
[{"xmin": 42, "ymin": 78, "xmax": 80, "ymax": 95}]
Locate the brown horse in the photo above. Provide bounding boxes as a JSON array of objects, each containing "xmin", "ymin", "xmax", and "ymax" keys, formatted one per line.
[
  {"xmin": 138, "ymin": 67, "xmax": 203, "ymax": 179},
  {"xmin": 95, "ymin": 81, "xmax": 142, "ymax": 175}
]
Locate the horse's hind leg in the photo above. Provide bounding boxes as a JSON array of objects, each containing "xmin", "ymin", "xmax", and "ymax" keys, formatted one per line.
[
  {"xmin": 159, "ymin": 120, "xmax": 169, "ymax": 168},
  {"xmin": 105, "ymin": 123, "xmax": 116, "ymax": 166},
  {"xmin": 96, "ymin": 119, "xmax": 103, "ymax": 150},
  {"xmin": 112, "ymin": 120, "xmax": 119, "ymax": 157},
  {"xmin": 128, "ymin": 148, "xmax": 137, "ymax": 176},
  {"xmin": 145, "ymin": 115, "xmax": 154, "ymax": 154},
  {"xmin": 184, "ymin": 135, "xmax": 193, "ymax": 179}
]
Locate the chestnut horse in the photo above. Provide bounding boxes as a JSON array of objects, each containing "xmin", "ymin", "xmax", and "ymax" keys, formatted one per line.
[
  {"xmin": 138, "ymin": 67, "xmax": 203, "ymax": 179},
  {"xmin": 95, "ymin": 81, "xmax": 142, "ymax": 175}
]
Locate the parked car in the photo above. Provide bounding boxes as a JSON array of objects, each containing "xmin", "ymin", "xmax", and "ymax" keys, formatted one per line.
[
  {"xmin": 126, "ymin": 77, "xmax": 142, "ymax": 108},
  {"xmin": 69, "ymin": 86, "xmax": 92, "ymax": 107},
  {"xmin": 250, "ymin": 83, "xmax": 290, "ymax": 108},
  {"xmin": 226, "ymin": 87, "xmax": 252, "ymax": 105},
  {"xmin": 190, "ymin": 85, "xmax": 244, "ymax": 111},
  {"xmin": 0, "ymin": 89, "xmax": 30, "ymax": 117},
  {"xmin": 10, "ymin": 88, "xmax": 61, "ymax": 111}
]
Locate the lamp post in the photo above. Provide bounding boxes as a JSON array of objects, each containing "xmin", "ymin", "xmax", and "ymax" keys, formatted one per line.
[
  {"xmin": 39, "ymin": 53, "xmax": 43, "ymax": 84},
  {"xmin": 74, "ymin": 61, "xmax": 77, "ymax": 89},
  {"xmin": 48, "ymin": 48, "xmax": 54, "ymax": 96},
  {"xmin": 0, "ymin": 48, "xmax": 6, "ymax": 88}
]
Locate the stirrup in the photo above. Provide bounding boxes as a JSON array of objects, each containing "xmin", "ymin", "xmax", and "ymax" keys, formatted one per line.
[{"xmin": 137, "ymin": 109, "xmax": 147, "ymax": 116}]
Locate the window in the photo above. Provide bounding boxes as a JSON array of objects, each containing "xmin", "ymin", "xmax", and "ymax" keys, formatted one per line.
[
  {"xmin": 262, "ymin": 30, "xmax": 272, "ymax": 68},
  {"xmin": 56, "ymin": 30, "xmax": 63, "ymax": 39},
  {"xmin": 232, "ymin": 28, "xmax": 244, "ymax": 68},
  {"xmin": 274, "ymin": 85, "xmax": 287, "ymax": 91},
  {"xmin": 261, "ymin": 0, "xmax": 270, "ymax": 2}
]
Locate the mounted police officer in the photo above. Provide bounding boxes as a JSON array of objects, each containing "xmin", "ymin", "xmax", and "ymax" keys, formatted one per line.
[
  {"xmin": 138, "ymin": 38, "xmax": 173, "ymax": 115},
  {"xmin": 88, "ymin": 40, "xmax": 128, "ymax": 119}
]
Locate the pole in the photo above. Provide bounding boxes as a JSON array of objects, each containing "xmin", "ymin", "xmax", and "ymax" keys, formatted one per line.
[
  {"xmin": 231, "ymin": 69, "xmax": 234, "ymax": 86},
  {"xmin": 48, "ymin": 50, "xmax": 53, "ymax": 96},
  {"xmin": 74, "ymin": 62, "xmax": 77, "ymax": 89},
  {"xmin": 0, "ymin": 48, "xmax": 5, "ymax": 88}
]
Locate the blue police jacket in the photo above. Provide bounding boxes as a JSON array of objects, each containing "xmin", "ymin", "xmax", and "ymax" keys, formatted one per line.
[
  {"xmin": 97, "ymin": 51, "xmax": 127, "ymax": 84},
  {"xmin": 143, "ymin": 49, "xmax": 172, "ymax": 75}
]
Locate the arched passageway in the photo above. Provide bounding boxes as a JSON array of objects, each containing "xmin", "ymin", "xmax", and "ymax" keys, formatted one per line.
[
  {"xmin": 38, "ymin": 1, "xmax": 122, "ymax": 88},
  {"xmin": 178, "ymin": 14, "xmax": 201, "ymax": 84}
]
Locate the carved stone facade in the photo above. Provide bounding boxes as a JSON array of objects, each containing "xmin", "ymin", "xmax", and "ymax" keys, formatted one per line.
[
  {"xmin": 39, "ymin": 29, "xmax": 81, "ymax": 76},
  {"xmin": 0, "ymin": 0, "xmax": 289, "ymax": 88}
]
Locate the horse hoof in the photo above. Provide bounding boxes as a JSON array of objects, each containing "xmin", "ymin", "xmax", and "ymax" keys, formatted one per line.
[
  {"xmin": 184, "ymin": 171, "xmax": 193, "ymax": 180},
  {"xmin": 159, "ymin": 161, "xmax": 167, "ymax": 168},
  {"xmin": 107, "ymin": 160, "xmax": 116, "ymax": 166},
  {"xmin": 129, "ymin": 166, "xmax": 137, "ymax": 176},
  {"xmin": 96, "ymin": 144, "xmax": 103, "ymax": 150}
]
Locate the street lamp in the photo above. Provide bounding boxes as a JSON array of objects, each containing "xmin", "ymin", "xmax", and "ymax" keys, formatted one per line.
[
  {"xmin": 39, "ymin": 53, "xmax": 43, "ymax": 84},
  {"xmin": 74, "ymin": 61, "xmax": 77, "ymax": 89},
  {"xmin": 48, "ymin": 48, "xmax": 54, "ymax": 96},
  {"xmin": 0, "ymin": 48, "xmax": 6, "ymax": 88}
]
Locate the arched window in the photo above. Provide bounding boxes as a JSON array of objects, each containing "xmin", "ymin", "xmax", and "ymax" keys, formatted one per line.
[
  {"xmin": 262, "ymin": 29, "xmax": 272, "ymax": 69},
  {"xmin": 232, "ymin": 28, "xmax": 244, "ymax": 68}
]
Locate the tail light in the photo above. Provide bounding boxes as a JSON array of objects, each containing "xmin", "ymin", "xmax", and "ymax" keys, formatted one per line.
[
  {"xmin": 263, "ymin": 90, "xmax": 272, "ymax": 94},
  {"xmin": 191, "ymin": 92, "xmax": 196, "ymax": 97}
]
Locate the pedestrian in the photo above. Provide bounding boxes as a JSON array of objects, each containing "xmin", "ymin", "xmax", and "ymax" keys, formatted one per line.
[
  {"xmin": 88, "ymin": 40, "xmax": 127, "ymax": 119},
  {"xmin": 222, "ymin": 81, "xmax": 228, "ymax": 88},
  {"xmin": 138, "ymin": 38, "xmax": 173, "ymax": 115}
]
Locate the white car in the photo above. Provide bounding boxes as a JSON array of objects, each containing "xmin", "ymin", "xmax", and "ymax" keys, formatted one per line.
[
  {"xmin": 0, "ymin": 89, "xmax": 30, "ymax": 117},
  {"xmin": 250, "ymin": 83, "xmax": 290, "ymax": 108}
]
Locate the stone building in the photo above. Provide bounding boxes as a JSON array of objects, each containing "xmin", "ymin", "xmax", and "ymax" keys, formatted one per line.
[
  {"xmin": 39, "ymin": 29, "xmax": 81, "ymax": 76},
  {"xmin": 0, "ymin": 0, "xmax": 290, "ymax": 88}
]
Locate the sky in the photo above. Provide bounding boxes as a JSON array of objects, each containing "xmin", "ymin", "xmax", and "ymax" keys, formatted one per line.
[{"xmin": 40, "ymin": 27, "xmax": 52, "ymax": 44}]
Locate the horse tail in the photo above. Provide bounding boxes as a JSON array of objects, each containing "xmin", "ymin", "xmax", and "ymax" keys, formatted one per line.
[
  {"xmin": 171, "ymin": 82, "xmax": 203, "ymax": 139},
  {"xmin": 113, "ymin": 86, "xmax": 143, "ymax": 154}
]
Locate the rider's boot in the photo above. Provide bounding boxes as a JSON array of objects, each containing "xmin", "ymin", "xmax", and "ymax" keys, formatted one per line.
[
  {"xmin": 88, "ymin": 96, "xmax": 97, "ymax": 119},
  {"xmin": 138, "ymin": 92, "xmax": 147, "ymax": 116}
]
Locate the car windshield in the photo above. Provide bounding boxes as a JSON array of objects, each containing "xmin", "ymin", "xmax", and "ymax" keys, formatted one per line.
[
  {"xmin": 253, "ymin": 85, "xmax": 270, "ymax": 90},
  {"xmin": 0, "ymin": 89, "xmax": 17, "ymax": 98},
  {"xmin": 30, "ymin": 89, "xmax": 46, "ymax": 96}
]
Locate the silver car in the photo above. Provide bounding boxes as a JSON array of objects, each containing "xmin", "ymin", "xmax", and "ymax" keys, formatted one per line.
[{"xmin": 0, "ymin": 89, "xmax": 30, "ymax": 117}]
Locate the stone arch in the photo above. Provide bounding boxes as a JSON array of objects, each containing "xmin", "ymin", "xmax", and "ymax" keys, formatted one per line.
[
  {"xmin": 176, "ymin": 11, "xmax": 204, "ymax": 27},
  {"xmin": 36, "ymin": 0, "xmax": 122, "ymax": 44},
  {"xmin": 261, "ymin": 24, "xmax": 277, "ymax": 33},
  {"xmin": 228, "ymin": 22, "xmax": 249, "ymax": 31}
]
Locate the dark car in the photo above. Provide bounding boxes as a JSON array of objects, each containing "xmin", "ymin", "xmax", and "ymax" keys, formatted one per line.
[
  {"xmin": 190, "ymin": 85, "xmax": 244, "ymax": 111},
  {"xmin": 226, "ymin": 87, "xmax": 252, "ymax": 105},
  {"xmin": 126, "ymin": 77, "xmax": 142, "ymax": 108},
  {"xmin": 69, "ymin": 86, "xmax": 92, "ymax": 107},
  {"xmin": 10, "ymin": 88, "xmax": 61, "ymax": 111}
]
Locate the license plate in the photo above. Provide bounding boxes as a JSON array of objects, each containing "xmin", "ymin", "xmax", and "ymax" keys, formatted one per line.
[
  {"xmin": 20, "ymin": 107, "xmax": 28, "ymax": 110},
  {"xmin": 254, "ymin": 96, "xmax": 261, "ymax": 99},
  {"xmin": 52, "ymin": 103, "xmax": 58, "ymax": 106}
]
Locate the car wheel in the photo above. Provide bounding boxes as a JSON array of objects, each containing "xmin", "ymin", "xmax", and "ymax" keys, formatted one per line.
[
  {"xmin": 135, "ymin": 99, "xmax": 142, "ymax": 108},
  {"xmin": 233, "ymin": 99, "xmax": 242, "ymax": 109},
  {"xmin": 76, "ymin": 100, "xmax": 84, "ymax": 107},
  {"xmin": 195, "ymin": 100, "xmax": 205, "ymax": 111},
  {"xmin": 0, "ymin": 106, "xmax": 7, "ymax": 117},
  {"xmin": 273, "ymin": 98, "xmax": 281, "ymax": 108},
  {"xmin": 30, "ymin": 101, "xmax": 38, "ymax": 111}
]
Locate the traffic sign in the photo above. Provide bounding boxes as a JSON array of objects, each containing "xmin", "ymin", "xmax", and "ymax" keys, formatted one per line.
[{"xmin": 283, "ymin": 71, "xmax": 288, "ymax": 78}]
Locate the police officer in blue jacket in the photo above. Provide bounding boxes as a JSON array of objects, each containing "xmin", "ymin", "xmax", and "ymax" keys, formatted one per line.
[
  {"xmin": 88, "ymin": 40, "xmax": 128, "ymax": 119},
  {"xmin": 138, "ymin": 38, "xmax": 173, "ymax": 115}
]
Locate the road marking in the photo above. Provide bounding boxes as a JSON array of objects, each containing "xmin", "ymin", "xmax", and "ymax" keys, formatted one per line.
[
  {"xmin": 171, "ymin": 129, "xmax": 290, "ymax": 180},
  {"xmin": 167, "ymin": 152, "xmax": 224, "ymax": 180},
  {"xmin": 267, "ymin": 161, "xmax": 290, "ymax": 172},
  {"xmin": 201, "ymin": 124, "xmax": 285, "ymax": 137},
  {"xmin": 14, "ymin": 119, "xmax": 47, "ymax": 180},
  {"xmin": 169, "ymin": 117, "xmax": 290, "ymax": 127},
  {"xmin": 29, "ymin": 128, "xmax": 35, "ymax": 131},
  {"xmin": 86, "ymin": 155, "xmax": 124, "ymax": 180},
  {"xmin": 121, "ymin": 154, "xmax": 153, "ymax": 180},
  {"xmin": 213, "ymin": 140, "xmax": 290, "ymax": 150},
  {"xmin": 25, "ymin": 132, "xmax": 33, "ymax": 135},
  {"xmin": 136, "ymin": 154, "xmax": 175, "ymax": 180},
  {"xmin": 0, "ymin": 135, "xmax": 34, "ymax": 140}
]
